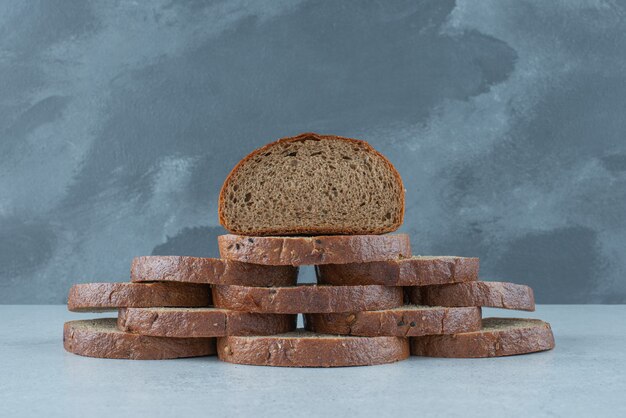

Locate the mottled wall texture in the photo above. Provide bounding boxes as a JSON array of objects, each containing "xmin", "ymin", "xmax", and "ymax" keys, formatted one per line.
[{"xmin": 1, "ymin": 0, "xmax": 625, "ymax": 303}]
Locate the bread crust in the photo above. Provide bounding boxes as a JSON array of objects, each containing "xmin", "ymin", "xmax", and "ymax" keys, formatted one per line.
[
  {"xmin": 212, "ymin": 284, "xmax": 404, "ymax": 314},
  {"xmin": 411, "ymin": 318, "xmax": 555, "ymax": 358},
  {"xmin": 407, "ymin": 281, "xmax": 535, "ymax": 311},
  {"xmin": 218, "ymin": 234, "xmax": 411, "ymax": 266},
  {"xmin": 118, "ymin": 307, "xmax": 297, "ymax": 337},
  {"xmin": 217, "ymin": 331, "xmax": 410, "ymax": 367},
  {"xmin": 67, "ymin": 282, "xmax": 210, "ymax": 312},
  {"xmin": 63, "ymin": 319, "xmax": 216, "ymax": 359},
  {"xmin": 218, "ymin": 132, "xmax": 405, "ymax": 236},
  {"xmin": 130, "ymin": 256, "xmax": 298, "ymax": 286},
  {"xmin": 304, "ymin": 306, "xmax": 482, "ymax": 337},
  {"xmin": 317, "ymin": 256, "xmax": 479, "ymax": 286}
]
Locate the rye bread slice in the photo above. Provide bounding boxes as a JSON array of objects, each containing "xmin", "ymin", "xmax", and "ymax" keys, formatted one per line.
[
  {"xmin": 131, "ymin": 256, "xmax": 298, "ymax": 286},
  {"xmin": 63, "ymin": 319, "xmax": 216, "ymax": 360},
  {"xmin": 304, "ymin": 305, "xmax": 482, "ymax": 337},
  {"xmin": 218, "ymin": 132, "xmax": 405, "ymax": 236},
  {"xmin": 118, "ymin": 307, "xmax": 297, "ymax": 338},
  {"xmin": 67, "ymin": 282, "xmax": 210, "ymax": 312},
  {"xmin": 217, "ymin": 330, "xmax": 409, "ymax": 367},
  {"xmin": 218, "ymin": 234, "xmax": 411, "ymax": 266},
  {"xmin": 317, "ymin": 256, "xmax": 479, "ymax": 286},
  {"xmin": 411, "ymin": 318, "xmax": 555, "ymax": 358},
  {"xmin": 212, "ymin": 284, "xmax": 403, "ymax": 314},
  {"xmin": 407, "ymin": 281, "xmax": 535, "ymax": 311}
]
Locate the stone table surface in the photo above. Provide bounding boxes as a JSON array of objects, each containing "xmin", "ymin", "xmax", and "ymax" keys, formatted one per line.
[{"xmin": 0, "ymin": 305, "xmax": 624, "ymax": 417}]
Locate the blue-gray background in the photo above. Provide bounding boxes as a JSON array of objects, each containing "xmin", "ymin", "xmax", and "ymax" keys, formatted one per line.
[{"xmin": 1, "ymin": 0, "xmax": 625, "ymax": 304}]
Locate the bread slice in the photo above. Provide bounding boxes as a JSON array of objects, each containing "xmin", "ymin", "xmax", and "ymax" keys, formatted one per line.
[
  {"xmin": 118, "ymin": 307, "xmax": 297, "ymax": 338},
  {"xmin": 67, "ymin": 282, "xmax": 210, "ymax": 312},
  {"xmin": 317, "ymin": 256, "xmax": 479, "ymax": 286},
  {"xmin": 63, "ymin": 319, "xmax": 216, "ymax": 359},
  {"xmin": 212, "ymin": 284, "xmax": 403, "ymax": 314},
  {"xmin": 218, "ymin": 234, "xmax": 411, "ymax": 266},
  {"xmin": 304, "ymin": 305, "xmax": 482, "ymax": 337},
  {"xmin": 411, "ymin": 318, "xmax": 555, "ymax": 358},
  {"xmin": 131, "ymin": 256, "xmax": 298, "ymax": 286},
  {"xmin": 218, "ymin": 133, "xmax": 405, "ymax": 236},
  {"xmin": 407, "ymin": 281, "xmax": 535, "ymax": 311},
  {"xmin": 217, "ymin": 330, "xmax": 409, "ymax": 367}
]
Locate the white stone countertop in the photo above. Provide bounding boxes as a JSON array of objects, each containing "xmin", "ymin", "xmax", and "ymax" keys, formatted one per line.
[{"xmin": 0, "ymin": 305, "xmax": 624, "ymax": 417}]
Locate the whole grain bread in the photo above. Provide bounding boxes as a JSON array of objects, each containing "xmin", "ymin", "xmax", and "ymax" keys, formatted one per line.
[
  {"xmin": 317, "ymin": 256, "xmax": 479, "ymax": 286},
  {"xmin": 407, "ymin": 281, "xmax": 535, "ymax": 311},
  {"xmin": 118, "ymin": 307, "xmax": 297, "ymax": 337},
  {"xmin": 131, "ymin": 256, "xmax": 298, "ymax": 286},
  {"xmin": 67, "ymin": 282, "xmax": 210, "ymax": 312},
  {"xmin": 217, "ymin": 330, "xmax": 409, "ymax": 367},
  {"xmin": 212, "ymin": 284, "xmax": 403, "ymax": 314},
  {"xmin": 63, "ymin": 319, "xmax": 216, "ymax": 359},
  {"xmin": 218, "ymin": 133, "xmax": 405, "ymax": 236},
  {"xmin": 218, "ymin": 234, "xmax": 411, "ymax": 266},
  {"xmin": 411, "ymin": 318, "xmax": 555, "ymax": 358},
  {"xmin": 304, "ymin": 305, "xmax": 482, "ymax": 337}
]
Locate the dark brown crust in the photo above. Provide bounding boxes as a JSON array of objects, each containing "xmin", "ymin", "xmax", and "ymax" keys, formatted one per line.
[
  {"xmin": 63, "ymin": 319, "xmax": 216, "ymax": 359},
  {"xmin": 411, "ymin": 318, "xmax": 555, "ymax": 358},
  {"xmin": 317, "ymin": 256, "xmax": 479, "ymax": 286},
  {"xmin": 217, "ymin": 132, "xmax": 405, "ymax": 236},
  {"xmin": 218, "ymin": 234, "xmax": 411, "ymax": 266},
  {"xmin": 407, "ymin": 281, "xmax": 535, "ymax": 311},
  {"xmin": 130, "ymin": 256, "xmax": 298, "ymax": 286},
  {"xmin": 304, "ymin": 306, "xmax": 482, "ymax": 337},
  {"xmin": 118, "ymin": 307, "xmax": 297, "ymax": 337},
  {"xmin": 67, "ymin": 282, "xmax": 211, "ymax": 312},
  {"xmin": 212, "ymin": 284, "xmax": 404, "ymax": 314},
  {"xmin": 217, "ymin": 331, "xmax": 410, "ymax": 367}
]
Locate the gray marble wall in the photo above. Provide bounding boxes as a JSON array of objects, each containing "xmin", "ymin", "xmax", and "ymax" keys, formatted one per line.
[{"xmin": 1, "ymin": 0, "xmax": 624, "ymax": 303}]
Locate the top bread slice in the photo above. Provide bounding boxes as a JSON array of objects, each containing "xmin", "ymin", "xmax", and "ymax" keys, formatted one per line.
[{"xmin": 218, "ymin": 133, "xmax": 405, "ymax": 236}]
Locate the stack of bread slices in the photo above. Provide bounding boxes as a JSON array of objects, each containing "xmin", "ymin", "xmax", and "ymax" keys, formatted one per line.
[{"xmin": 64, "ymin": 133, "xmax": 554, "ymax": 366}]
